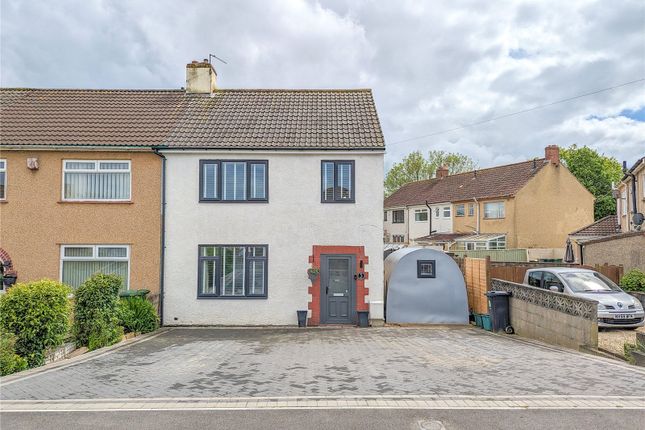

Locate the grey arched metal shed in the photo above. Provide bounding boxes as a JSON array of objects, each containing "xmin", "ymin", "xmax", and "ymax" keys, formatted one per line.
[{"xmin": 385, "ymin": 248, "xmax": 469, "ymax": 324}]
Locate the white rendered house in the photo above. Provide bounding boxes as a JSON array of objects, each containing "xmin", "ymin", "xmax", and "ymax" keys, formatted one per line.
[{"xmin": 161, "ymin": 61, "xmax": 385, "ymax": 326}]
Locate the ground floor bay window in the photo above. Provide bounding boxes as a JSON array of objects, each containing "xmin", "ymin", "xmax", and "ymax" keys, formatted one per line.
[
  {"xmin": 60, "ymin": 245, "xmax": 130, "ymax": 289},
  {"xmin": 198, "ymin": 245, "xmax": 268, "ymax": 298}
]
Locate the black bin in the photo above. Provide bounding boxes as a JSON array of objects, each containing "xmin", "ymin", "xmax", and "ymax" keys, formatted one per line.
[
  {"xmin": 485, "ymin": 291, "xmax": 513, "ymax": 333},
  {"xmin": 297, "ymin": 310, "xmax": 308, "ymax": 327}
]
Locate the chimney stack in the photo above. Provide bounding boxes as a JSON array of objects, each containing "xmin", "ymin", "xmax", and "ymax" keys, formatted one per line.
[
  {"xmin": 186, "ymin": 59, "xmax": 217, "ymax": 94},
  {"xmin": 436, "ymin": 166, "xmax": 449, "ymax": 179},
  {"xmin": 545, "ymin": 145, "xmax": 560, "ymax": 166}
]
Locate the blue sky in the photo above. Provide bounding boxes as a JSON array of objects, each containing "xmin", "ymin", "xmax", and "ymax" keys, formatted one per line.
[{"xmin": 1, "ymin": 0, "xmax": 644, "ymax": 168}]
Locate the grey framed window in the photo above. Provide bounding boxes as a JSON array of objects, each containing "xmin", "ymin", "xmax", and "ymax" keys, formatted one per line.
[
  {"xmin": 392, "ymin": 210, "xmax": 405, "ymax": 223},
  {"xmin": 321, "ymin": 160, "xmax": 355, "ymax": 203},
  {"xmin": 417, "ymin": 260, "xmax": 436, "ymax": 278},
  {"xmin": 198, "ymin": 245, "xmax": 268, "ymax": 298},
  {"xmin": 384, "ymin": 211, "xmax": 388, "ymax": 221},
  {"xmin": 200, "ymin": 160, "xmax": 268, "ymax": 202}
]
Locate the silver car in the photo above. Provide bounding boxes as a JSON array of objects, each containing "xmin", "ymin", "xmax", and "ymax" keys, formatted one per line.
[{"xmin": 523, "ymin": 267, "xmax": 645, "ymax": 329}]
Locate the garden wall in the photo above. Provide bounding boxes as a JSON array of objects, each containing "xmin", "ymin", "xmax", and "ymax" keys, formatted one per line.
[
  {"xmin": 582, "ymin": 232, "xmax": 645, "ymax": 273},
  {"xmin": 491, "ymin": 279, "xmax": 598, "ymax": 350}
]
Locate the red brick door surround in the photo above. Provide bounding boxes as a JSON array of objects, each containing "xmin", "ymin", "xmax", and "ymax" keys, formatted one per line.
[{"xmin": 308, "ymin": 245, "xmax": 369, "ymax": 326}]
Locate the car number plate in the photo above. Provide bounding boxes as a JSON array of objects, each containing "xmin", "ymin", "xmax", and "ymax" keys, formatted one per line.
[{"xmin": 613, "ymin": 314, "xmax": 633, "ymax": 319}]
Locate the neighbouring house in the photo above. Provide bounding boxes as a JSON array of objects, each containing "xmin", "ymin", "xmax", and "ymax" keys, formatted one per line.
[
  {"xmin": 574, "ymin": 156, "xmax": 645, "ymax": 272},
  {"xmin": 384, "ymin": 146, "xmax": 595, "ymax": 260},
  {"xmin": 0, "ymin": 89, "xmax": 167, "ymax": 299},
  {"xmin": 568, "ymin": 215, "xmax": 620, "ymax": 264},
  {"xmin": 0, "ymin": 61, "xmax": 386, "ymax": 327}
]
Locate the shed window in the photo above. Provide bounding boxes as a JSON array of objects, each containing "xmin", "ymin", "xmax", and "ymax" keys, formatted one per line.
[
  {"xmin": 61, "ymin": 245, "xmax": 129, "ymax": 289},
  {"xmin": 198, "ymin": 245, "xmax": 268, "ymax": 298},
  {"xmin": 417, "ymin": 260, "xmax": 436, "ymax": 278},
  {"xmin": 0, "ymin": 159, "xmax": 5, "ymax": 200},
  {"xmin": 321, "ymin": 160, "xmax": 354, "ymax": 203},
  {"xmin": 200, "ymin": 160, "xmax": 268, "ymax": 202},
  {"xmin": 63, "ymin": 160, "xmax": 131, "ymax": 201},
  {"xmin": 483, "ymin": 202, "xmax": 505, "ymax": 219},
  {"xmin": 455, "ymin": 204, "xmax": 465, "ymax": 217},
  {"xmin": 414, "ymin": 209, "xmax": 428, "ymax": 222},
  {"xmin": 393, "ymin": 210, "xmax": 405, "ymax": 223}
]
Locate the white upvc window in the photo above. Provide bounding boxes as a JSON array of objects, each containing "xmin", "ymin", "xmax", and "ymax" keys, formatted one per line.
[
  {"xmin": 442, "ymin": 206, "xmax": 451, "ymax": 218},
  {"xmin": 60, "ymin": 245, "xmax": 130, "ymax": 289},
  {"xmin": 0, "ymin": 159, "xmax": 6, "ymax": 200},
  {"xmin": 62, "ymin": 160, "xmax": 131, "ymax": 201},
  {"xmin": 483, "ymin": 201, "xmax": 505, "ymax": 219},
  {"xmin": 414, "ymin": 209, "xmax": 428, "ymax": 222}
]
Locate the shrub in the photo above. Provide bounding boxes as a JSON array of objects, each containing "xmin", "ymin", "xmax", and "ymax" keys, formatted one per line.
[
  {"xmin": 73, "ymin": 274, "xmax": 123, "ymax": 350},
  {"xmin": 0, "ymin": 279, "xmax": 71, "ymax": 367},
  {"xmin": 117, "ymin": 297, "xmax": 159, "ymax": 334},
  {"xmin": 0, "ymin": 328, "xmax": 28, "ymax": 376},
  {"xmin": 620, "ymin": 269, "xmax": 645, "ymax": 292}
]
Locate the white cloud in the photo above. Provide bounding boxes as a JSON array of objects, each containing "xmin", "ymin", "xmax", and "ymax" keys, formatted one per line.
[{"xmin": 1, "ymin": 0, "xmax": 643, "ymax": 167}]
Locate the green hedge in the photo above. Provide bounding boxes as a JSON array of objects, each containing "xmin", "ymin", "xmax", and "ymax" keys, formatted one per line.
[
  {"xmin": 0, "ymin": 279, "xmax": 71, "ymax": 367},
  {"xmin": 73, "ymin": 274, "xmax": 123, "ymax": 351},
  {"xmin": 118, "ymin": 297, "xmax": 159, "ymax": 334},
  {"xmin": 620, "ymin": 269, "xmax": 645, "ymax": 292},
  {"xmin": 0, "ymin": 327, "xmax": 28, "ymax": 376}
]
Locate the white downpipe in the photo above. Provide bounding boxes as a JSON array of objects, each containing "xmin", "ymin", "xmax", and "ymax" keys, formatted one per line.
[{"xmin": 474, "ymin": 197, "xmax": 480, "ymax": 234}]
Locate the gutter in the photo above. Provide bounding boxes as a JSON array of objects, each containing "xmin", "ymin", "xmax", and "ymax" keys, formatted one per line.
[
  {"xmin": 425, "ymin": 200, "xmax": 433, "ymax": 236},
  {"xmin": 152, "ymin": 148, "xmax": 166, "ymax": 326},
  {"xmin": 623, "ymin": 161, "xmax": 640, "ymax": 231}
]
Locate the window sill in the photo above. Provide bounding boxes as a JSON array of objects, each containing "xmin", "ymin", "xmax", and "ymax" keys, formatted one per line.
[
  {"xmin": 58, "ymin": 200, "xmax": 134, "ymax": 204},
  {"xmin": 483, "ymin": 217, "xmax": 505, "ymax": 220},
  {"xmin": 199, "ymin": 200, "xmax": 269, "ymax": 204},
  {"xmin": 0, "ymin": 200, "xmax": 7, "ymax": 204},
  {"xmin": 197, "ymin": 296, "xmax": 268, "ymax": 300}
]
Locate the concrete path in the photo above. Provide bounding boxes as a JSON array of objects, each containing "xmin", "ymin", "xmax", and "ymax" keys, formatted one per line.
[{"xmin": 1, "ymin": 327, "xmax": 644, "ymax": 411}]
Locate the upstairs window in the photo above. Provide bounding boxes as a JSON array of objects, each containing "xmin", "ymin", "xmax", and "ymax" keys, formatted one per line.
[
  {"xmin": 484, "ymin": 201, "xmax": 505, "ymax": 219},
  {"xmin": 393, "ymin": 210, "xmax": 405, "ymax": 223},
  {"xmin": 321, "ymin": 160, "xmax": 354, "ymax": 203},
  {"xmin": 414, "ymin": 209, "xmax": 428, "ymax": 222},
  {"xmin": 0, "ymin": 159, "xmax": 5, "ymax": 200},
  {"xmin": 455, "ymin": 204, "xmax": 465, "ymax": 217},
  {"xmin": 468, "ymin": 203, "xmax": 475, "ymax": 216},
  {"xmin": 443, "ymin": 206, "xmax": 451, "ymax": 217},
  {"xmin": 384, "ymin": 211, "xmax": 388, "ymax": 221},
  {"xmin": 63, "ymin": 160, "xmax": 131, "ymax": 201},
  {"xmin": 200, "ymin": 160, "xmax": 268, "ymax": 202}
]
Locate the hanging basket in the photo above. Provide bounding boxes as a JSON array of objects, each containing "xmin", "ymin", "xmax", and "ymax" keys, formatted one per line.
[{"xmin": 307, "ymin": 268, "xmax": 320, "ymax": 282}]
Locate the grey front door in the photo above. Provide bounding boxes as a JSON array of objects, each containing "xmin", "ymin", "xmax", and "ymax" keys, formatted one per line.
[{"xmin": 321, "ymin": 255, "xmax": 355, "ymax": 324}]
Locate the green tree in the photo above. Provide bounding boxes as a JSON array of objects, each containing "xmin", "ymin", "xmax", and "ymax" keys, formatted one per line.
[
  {"xmin": 385, "ymin": 150, "xmax": 476, "ymax": 195},
  {"xmin": 560, "ymin": 145, "xmax": 622, "ymax": 220}
]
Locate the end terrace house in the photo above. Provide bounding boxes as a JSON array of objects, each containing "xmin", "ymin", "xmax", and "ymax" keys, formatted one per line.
[
  {"xmin": 160, "ymin": 61, "xmax": 385, "ymax": 326},
  {"xmin": 0, "ymin": 88, "xmax": 170, "ymax": 298}
]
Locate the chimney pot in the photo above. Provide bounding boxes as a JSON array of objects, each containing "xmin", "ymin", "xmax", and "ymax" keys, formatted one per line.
[
  {"xmin": 545, "ymin": 145, "xmax": 560, "ymax": 166},
  {"xmin": 437, "ymin": 165, "xmax": 449, "ymax": 179}
]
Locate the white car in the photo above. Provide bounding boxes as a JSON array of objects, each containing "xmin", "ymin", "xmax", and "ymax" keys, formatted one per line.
[{"xmin": 523, "ymin": 267, "xmax": 644, "ymax": 329}]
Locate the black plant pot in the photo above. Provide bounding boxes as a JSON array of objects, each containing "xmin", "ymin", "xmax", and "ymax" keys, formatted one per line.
[
  {"xmin": 357, "ymin": 311, "xmax": 369, "ymax": 328},
  {"xmin": 307, "ymin": 273, "xmax": 319, "ymax": 282},
  {"xmin": 297, "ymin": 310, "xmax": 308, "ymax": 327}
]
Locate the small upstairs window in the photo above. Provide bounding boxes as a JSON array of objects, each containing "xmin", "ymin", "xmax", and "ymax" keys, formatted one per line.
[
  {"xmin": 414, "ymin": 209, "xmax": 428, "ymax": 222},
  {"xmin": 455, "ymin": 204, "xmax": 465, "ymax": 217},
  {"xmin": 321, "ymin": 160, "xmax": 354, "ymax": 203},
  {"xmin": 483, "ymin": 202, "xmax": 505, "ymax": 219},
  {"xmin": 392, "ymin": 210, "xmax": 405, "ymax": 223}
]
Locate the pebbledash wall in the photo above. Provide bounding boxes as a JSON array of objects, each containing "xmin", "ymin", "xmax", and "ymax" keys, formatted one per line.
[
  {"xmin": 491, "ymin": 279, "xmax": 598, "ymax": 350},
  {"xmin": 162, "ymin": 150, "xmax": 384, "ymax": 326}
]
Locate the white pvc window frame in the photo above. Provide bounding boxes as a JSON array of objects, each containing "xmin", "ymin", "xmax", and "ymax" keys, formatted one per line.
[
  {"xmin": 414, "ymin": 209, "xmax": 428, "ymax": 222},
  {"xmin": 62, "ymin": 159, "xmax": 132, "ymax": 202},
  {"xmin": 0, "ymin": 159, "xmax": 6, "ymax": 200},
  {"xmin": 483, "ymin": 201, "xmax": 505, "ymax": 219},
  {"xmin": 59, "ymin": 244, "xmax": 131, "ymax": 289}
]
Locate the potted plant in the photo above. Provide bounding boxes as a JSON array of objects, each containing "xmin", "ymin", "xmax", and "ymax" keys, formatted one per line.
[{"xmin": 307, "ymin": 267, "xmax": 320, "ymax": 282}]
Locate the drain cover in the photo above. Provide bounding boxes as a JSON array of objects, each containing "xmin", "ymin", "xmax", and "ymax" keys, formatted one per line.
[{"xmin": 418, "ymin": 420, "xmax": 446, "ymax": 430}]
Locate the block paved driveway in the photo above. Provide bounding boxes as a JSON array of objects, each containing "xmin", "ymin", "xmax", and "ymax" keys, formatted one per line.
[{"xmin": 2, "ymin": 327, "xmax": 645, "ymax": 400}]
